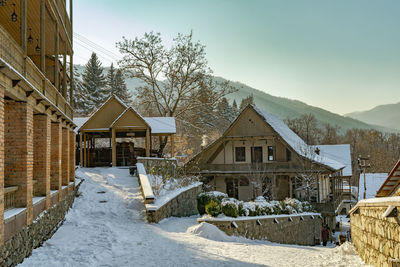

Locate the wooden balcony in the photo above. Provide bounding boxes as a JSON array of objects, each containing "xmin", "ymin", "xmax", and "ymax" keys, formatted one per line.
[
  {"xmin": 0, "ymin": 24, "xmax": 73, "ymax": 120},
  {"xmin": 198, "ymin": 162, "xmax": 301, "ymax": 174}
]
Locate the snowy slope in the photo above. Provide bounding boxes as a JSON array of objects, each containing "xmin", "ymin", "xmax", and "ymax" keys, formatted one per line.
[{"xmin": 20, "ymin": 168, "xmax": 367, "ymax": 267}]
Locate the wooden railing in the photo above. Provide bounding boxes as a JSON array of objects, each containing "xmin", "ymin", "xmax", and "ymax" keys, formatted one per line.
[
  {"xmin": 0, "ymin": 25, "xmax": 73, "ymax": 120},
  {"xmin": 199, "ymin": 162, "xmax": 298, "ymax": 173},
  {"xmin": 4, "ymin": 186, "xmax": 18, "ymax": 210}
]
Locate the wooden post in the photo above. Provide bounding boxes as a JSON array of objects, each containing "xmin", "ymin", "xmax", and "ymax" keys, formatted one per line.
[
  {"xmin": 79, "ymin": 132, "xmax": 83, "ymax": 167},
  {"xmin": 40, "ymin": 0, "xmax": 46, "ymax": 72},
  {"xmin": 170, "ymin": 135, "xmax": 174, "ymax": 158},
  {"xmin": 289, "ymin": 176, "xmax": 293, "ymax": 198},
  {"xmin": 112, "ymin": 128, "xmax": 116, "ymax": 166},
  {"xmin": 20, "ymin": 0, "xmax": 27, "ymax": 54},
  {"xmin": 83, "ymin": 133, "xmax": 86, "ymax": 167},
  {"xmin": 145, "ymin": 128, "xmax": 150, "ymax": 157},
  {"xmin": 54, "ymin": 23, "xmax": 59, "ymax": 90},
  {"xmin": 62, "ymin": 53, "xmax": 67, "ymax": 98}
]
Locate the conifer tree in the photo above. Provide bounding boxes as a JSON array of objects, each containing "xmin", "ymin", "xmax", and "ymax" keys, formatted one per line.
[
  {"xmin": 82, "ymin": 52, "xmax": 107, "ymax": 109},
  {"xmin": 72, "ymin": 66, "xmax": 93, "ymax": 115},
  {"xmin": 106, "ymin": 63, "xmax": 116, "ymax": 93},
  {"xmin": 232, "ymin": 99, "xmax": 238, "ymax": 115},
  {"xmin": 114, "ymin": 69, "xmax": 131, "ymax": 103},
  {"xmin": 239, "ymin": 94, "xmax": 254, "ymax": 111}
]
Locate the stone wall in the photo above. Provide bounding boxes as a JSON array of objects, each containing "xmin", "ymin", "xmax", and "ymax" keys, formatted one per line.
[
  {"xmin": 146, "ymin": 185, "xmax": 202, "ymax": 223},
  {"xmin": 199, "ymin": 214, "xmax": 322, "ymax": 246},
  {"xmin": 0, "ymin": 183, "xmax": 80, "ymax": 267},
  {"xmin": 350, "ymin": 201, "xmax": 400, "ymax": 267}
]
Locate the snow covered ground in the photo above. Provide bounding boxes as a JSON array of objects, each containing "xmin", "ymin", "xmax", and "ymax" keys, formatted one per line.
[{"xmin": 19, "ymin": 168, "xmax": 368, "ymax": 267}]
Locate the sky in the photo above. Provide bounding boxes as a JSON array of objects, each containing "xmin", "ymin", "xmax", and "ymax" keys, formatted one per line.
[{"xmin": 73, "ymin": 0, "xmax": 400, "ymax": 115}]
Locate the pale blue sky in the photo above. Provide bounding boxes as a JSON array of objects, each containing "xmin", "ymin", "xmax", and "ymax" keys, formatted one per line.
[{"xmin": 73, "ymin": 0, "xmax": 400, "ymax": 115}]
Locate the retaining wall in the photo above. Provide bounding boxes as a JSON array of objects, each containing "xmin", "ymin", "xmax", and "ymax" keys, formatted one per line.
[
  {"xmin": 0, "ymin": 182, "xmax": 80, "ymax": 267},
  {"xmin": 145, "ymin": 185, "xmax": 202, "ymax": 223},
  {"xmin": 350, "ymin": 200, "xmax": 400, "ymax": 267},
  {"xmin": 199, "ymin": 213, "xmax": 322, "ymax": 246}
]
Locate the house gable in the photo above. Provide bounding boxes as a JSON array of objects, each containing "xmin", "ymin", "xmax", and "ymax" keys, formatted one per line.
[
  {"xmin": 111, "ymin": 107, "xmax": 149, "ymax": 130},
  {"xmin": 79, "ymin": 95, "xmax": 127, "ymax": 131}
]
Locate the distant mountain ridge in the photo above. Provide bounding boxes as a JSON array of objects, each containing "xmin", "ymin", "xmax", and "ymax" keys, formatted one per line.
[
  {"xmin": 345, "ymin": 103, "xmax": 400, "ymax": 131},
  {"xmin": 74, "ymin": 65, "xmax": 398, "ymax": 133}
]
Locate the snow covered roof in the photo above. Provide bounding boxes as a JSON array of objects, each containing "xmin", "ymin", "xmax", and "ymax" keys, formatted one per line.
[
  {"xmin": 73, "ymin": 115, "xmax": 176, "ymax": 135},
  {"xmin": 73, "ymin": 117, "xmax": 88, "ymax": 133},
  {"xmin": 251, "ymin": 105, "xmax": 345, "ymax": 171},
  {"xmin": 358, "ymin": 173, "xmax": 388, "ymax": 200},
  {"xmin": 310, "ymin": 144, "xmax": 352, "ymax": 176},
  {"xmin": 144, "ymin": 117, "xmax": 176, "ymax": 134}
]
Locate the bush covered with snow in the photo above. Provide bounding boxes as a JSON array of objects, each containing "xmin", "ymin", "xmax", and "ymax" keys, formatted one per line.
[
  {"xmin": 197, "ymin": 191, "xmax": 228, "ymax": 214},
  {"xmin": 200, "ymin": 193, "xmax": 316, "ymax": 218}
]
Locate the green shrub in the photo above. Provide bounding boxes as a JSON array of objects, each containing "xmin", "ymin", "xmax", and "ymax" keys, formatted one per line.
[
  {"xmin": 205, "ymin": 199, "xmax": 221, "ymax": 217},
  {"xmin": 238, "ymin": 203, "xmax": 247, "ymax": 216},
  {"xmin": 221, "ymin": 202, "xmax": 238, "ymax": 217},
  {"xmin": 197, "ymin": 191, "xmax": 227, "ymax": 214}
]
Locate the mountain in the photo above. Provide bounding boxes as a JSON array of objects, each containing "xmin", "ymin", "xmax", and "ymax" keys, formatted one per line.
[
  {"xmin": 74, "ymin": 65, "xmax": 397, "ymax": 133},
  {"xmin": 212, "ymin": 77, "xmax": 397, "ymax": 133},
  {"xmin": 345, "ymin": 103, "xmax": 400, "ymax": 131}
]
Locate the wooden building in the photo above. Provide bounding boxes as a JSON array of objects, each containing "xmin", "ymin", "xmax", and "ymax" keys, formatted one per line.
[
  {"xmin": 74, "ymin": 95, "xmax": 176, "ymax": 167},
  {"xmin": 376, "ymin": 159, "xmax": 400, "ymax": 197},
  {"xmin": 187, "ymin": 105, "xmax": 349, "ymax": 227},
  {"xmin": 0, "ymin": 0, "xmax": 75, "ymax": 244}
]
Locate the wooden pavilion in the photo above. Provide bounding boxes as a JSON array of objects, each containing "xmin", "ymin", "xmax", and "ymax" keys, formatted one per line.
[{"xmin": 74, "ymin": 95, "xmax": 176, "ymax": 167}]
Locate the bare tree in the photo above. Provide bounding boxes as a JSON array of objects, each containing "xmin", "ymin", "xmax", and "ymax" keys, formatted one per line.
[
  {"xmin": 247, "ymin": 163, "xmax": 275, "ymax": 200},
  {"xmin": 116, "ymin": 32, "xmax": 235, "ymax": 155}
]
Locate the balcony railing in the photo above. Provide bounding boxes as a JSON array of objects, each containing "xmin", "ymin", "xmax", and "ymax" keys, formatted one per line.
[
  {"xmin": 198, "ymin": 162, "xmax": 300, "ymax": 173},
  {"xmin": 4, "ymin": 186, "xmax": 18, "ymax": 210},
  {"xmin": 0, "ymin": 25, "xmax": 73, "ymax": 120},
  {"xmin": 52, "ymin": 0, "xmax": 72, "ymax": 46}
]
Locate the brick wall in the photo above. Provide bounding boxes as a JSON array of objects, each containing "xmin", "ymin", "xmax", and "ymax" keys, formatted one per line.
[
  {"xmin": 33, "ymin": 114, "xmax": 51, "ymax": 209},
  {"xmin": 351, "ymin": 202, "xmax": 400, "ymax": 266},
  {"xmin": 50, "ymin": 122, "xmax": 62, "ymax": 201},
  {"xmin": 0, "ymin": 85, "xmax": 4, "ymax": 244},
  {"xmin": 4, "ymin": 100, "xmax": 33, "ymax": 224},
  {"xmin": 62, "ymin": 127, "xmax": 70, "ymax": 188}
]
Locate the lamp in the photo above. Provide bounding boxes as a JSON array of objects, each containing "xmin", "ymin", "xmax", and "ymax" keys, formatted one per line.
[
  {"xmin": 11, "ymin": 3, "xmax": 17, "ymax": 22},
  {"xmin": 28, "ymin": 28, "xmax": 33, "ymax": 44},
  {"xmin": 314, "ymin": 147, "xmax": 320, "ymax": 155},
  {"xmin": 35, "ymin": 39, "xmax": 40, "ymax": 53},
  {"xmin": 0, "ymin": 0, "xmax": 6, "ymax": 6}
]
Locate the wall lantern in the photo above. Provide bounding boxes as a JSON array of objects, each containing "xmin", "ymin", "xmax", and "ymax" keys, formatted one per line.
[
  {"xmin": 35, "ymin": 39, "xmax": 40, "ymax": 53},
  {"xmin": 28, "ymin": 28, "xmax": 33, "ymax": 44},
  {"xmin": 11, "ymin": 3, "xmax": 17, "ymax": 22},
  {"xmin": 0, "ymin": 0, "xmax": 6, "ymax": 7}
]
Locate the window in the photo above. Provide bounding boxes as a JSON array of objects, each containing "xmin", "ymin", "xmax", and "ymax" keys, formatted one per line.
[
  {"xmin": 268, "ymin": 146, "xmax": 275, "ymax": 161},
  {"xmin": 251, "ymin": 146, "xmax": 263, "ymax": 163},
  {"xmin": 235, "ymin": 147, "xmax": 246, "ymax": 162},
  {"xmin": 286, "ymin": 148, "xmax": 292, "ymax": 162}
]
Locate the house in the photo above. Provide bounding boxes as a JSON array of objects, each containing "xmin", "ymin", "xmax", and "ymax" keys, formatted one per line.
[
  {"xmin": 186, "ymin": 104, "xmax": 349, "ymax": 227},
  {"xmin": 311, "ymin": 144, "xmax": 357, "ymax": 214},
  {"xmin": 74, "ymin": 95, "xmax": 176, "ymax": 167},
  {"xmin": 375, "ymin": 159, "xmax": 400, "ymax": 197},
  {"xmin": 0, "ymin": 0, "xmax": 75, "ymax": 247}
]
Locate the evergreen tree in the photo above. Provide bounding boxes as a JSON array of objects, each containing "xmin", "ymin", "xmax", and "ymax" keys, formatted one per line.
[
  {"xmin": 72, "ymin": 66, "xmax": 93, "ymax": 115},
  {"xmin": 106, "ymin": 63, "xmax": 116, "ymax": 93},
  {"xmin": 239, "ymin": 94, "xmax": 254, "ymax": 111},
  {"xmin": 232, "ymin": 99, "xmax": 238, "ymax": 116},
  {"xmin": 216, "ymin": 97, "xmax": 235, "ymax": 129},
  {"xmin": 114, "ymin": 69, "xmax": 131, "ymax": 103},
  {"xmin": 82, "ymin": 53, "xmax": 107, "ymax": 109}
]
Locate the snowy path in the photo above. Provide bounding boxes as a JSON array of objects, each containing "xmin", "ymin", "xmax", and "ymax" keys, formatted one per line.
[{"xmin": 20, "ymin": 168, "xmax": 367, "ymax": 267}]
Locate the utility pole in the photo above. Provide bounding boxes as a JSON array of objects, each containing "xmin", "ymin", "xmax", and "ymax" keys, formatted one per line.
[{"xmin": 358, "ymin": 155, "xmax": 371, "ymax": 199}]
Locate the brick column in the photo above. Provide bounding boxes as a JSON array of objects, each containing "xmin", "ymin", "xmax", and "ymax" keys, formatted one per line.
[
  {"xmin": 33, "ymin": 114, "xmax": 51, "ymax": 209},
  {"xmin": 4, "ymin": 100, "xmax": 34, "ymax": 225},
  {"xmin": 51, "ymin": 122, "xmax": 62, "ymax": 201},
  {"xmin": 62, "ymin": 127, "xmax": 70, "ymax": 194},
  {"xmin": 0, "ymin": 85, "xmax": 4, "ymax": 244},
  {"xmin": 69, "ymin": 130, "xmax": 75, "ymax": 183}
]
